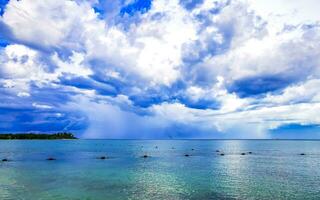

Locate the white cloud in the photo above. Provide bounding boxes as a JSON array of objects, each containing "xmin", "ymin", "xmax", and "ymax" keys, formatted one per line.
[
  {"xmin": 17, "ymin": 92, "xmax": 30, "ymax": 97},
  {"xmin": 0, "ymin": 44, "xmax": 51, "ymax": 94},
  {"xmin": 1, "ymin": 0, "xmax": 200, "ymax": 86},
  {"xmin": 195, "ymin": 22, "xmax": 320, "ymax": 85},
  {"xmin": 2, "ymin": 0, "xmax": 98, "ymax": 50},
  {"xmin": 84, "ymin": 0, "xmax": 198, "ymax": 86},
  {"xmin": 1, "ymin": 0, "xmax": 320, "ymax": 138},
  {"xmin": 131, "ymin": 0, "xmax": 198, "ymax": 85},
  {"xmin": 263, "ymin": 79, "xmax": 320, "ymax": 105},
  {"xmin": 52, "ymin": 51, "xmax": 92, "ymax": 77},
  {"xmin": 149, "ymin": 100, "xmax": 320, "ymax": 138},
  {"xmin": 0, "ymin": 44, "xmax": 93, "ymax": 96},
  {"xmin": 32, "ymin": 102, "xmax": 52, "ymax": 109},
  {"xmin": 1, "ymin": 44, "xmax": 41, "ymax": 78},
  {"xmin": 248, "ymin": 0, "xmax": 320, "ymax": 34},
  {"xmin": 185, "ymin": 76, "xmax": 249, "ymax": 113}
]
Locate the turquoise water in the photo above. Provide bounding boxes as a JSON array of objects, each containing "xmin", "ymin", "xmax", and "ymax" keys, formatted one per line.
[{"xmin": 0, "ymin": 140, "xmax": 320, "ymax": 200}]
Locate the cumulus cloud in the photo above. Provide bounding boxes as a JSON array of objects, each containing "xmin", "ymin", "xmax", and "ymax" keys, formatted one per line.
[{"xmin": 0, "ymin": 0, "xmax": 320, "ymax": 138}]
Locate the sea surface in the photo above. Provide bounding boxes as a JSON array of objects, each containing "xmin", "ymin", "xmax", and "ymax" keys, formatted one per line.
[{"xmin": 0, "ymin": 140, "xmax": 319, "ymax": 200}]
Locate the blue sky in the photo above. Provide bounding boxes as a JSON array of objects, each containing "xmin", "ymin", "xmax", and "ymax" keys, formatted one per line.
[{"xmin": 0, "ymin": 0, "xmax": 320, "ymax": 139}]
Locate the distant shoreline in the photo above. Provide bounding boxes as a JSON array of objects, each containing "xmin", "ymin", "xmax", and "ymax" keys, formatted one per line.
[
  {"xmin": 0, "ymin": 136, "xmax": 319, "ymax": 140},
  {"xmin": 0, "ymin": 133, "xmax": 77, "ymax": 140}
]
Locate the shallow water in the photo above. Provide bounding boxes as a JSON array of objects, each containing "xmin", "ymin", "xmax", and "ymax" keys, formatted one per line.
[{"xmin": 0, "ymin": 140, "xmax": 320, "ymax": 200}]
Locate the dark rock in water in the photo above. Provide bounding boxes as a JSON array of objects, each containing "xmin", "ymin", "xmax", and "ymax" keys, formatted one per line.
[
  {"xmin": 248, "ymin": 152, "xmax": 252, "ymax": 154},
  {"xmin": 300, "ymin": 153, "xmax": 306, "ymax": 155},
  {"xmin": 241, "ymin": 153, "xmax": 246, "ymax": 155},
  {"xmin": 184, "ymin": 154, "xmax": 190, "ymax": 157},
  {"xmin": 2, "ymin": 158, "xmax": 9, "ymax": 162},
  {"xmin": 99, "ymin": 156, "xmax": 107, "ymax": 160},
  {"xmin": 47, "ymin": 157, "xmax": 56, "ymax": 161},
  {"xmin": 143, "ymin": 155, "xmax": 149, "ymax": 158},
  {"xmin": 216, "ymin": 150, "xmax": 220, "ymax": 152},
  {"xmin": 191, "ymin": 148, "xmax": 195, "ymax": 151},
  {"xmin": 220, "ymin": 153, "xmax": 225, "ymax": 156}
]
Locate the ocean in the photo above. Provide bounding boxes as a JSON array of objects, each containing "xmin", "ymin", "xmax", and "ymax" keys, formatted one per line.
[{"xmin": 0, "ymin": 140, "xmax": 319, "ymax": 199}]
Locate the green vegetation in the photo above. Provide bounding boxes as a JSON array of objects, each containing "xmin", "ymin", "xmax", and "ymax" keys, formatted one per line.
[{"xmin": 0, "ymin": 132, "xmax": 77, "ymax": 140}]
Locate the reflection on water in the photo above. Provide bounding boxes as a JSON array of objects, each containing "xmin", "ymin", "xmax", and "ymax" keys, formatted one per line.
[{"xmin": 0, "ymin": 140, "xmax": 320, "ymax": 199}]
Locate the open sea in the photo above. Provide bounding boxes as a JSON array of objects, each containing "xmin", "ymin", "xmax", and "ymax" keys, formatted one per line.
[{"xmin": 0, "ymin": 140, "xmax": 319, "ymax": 200}]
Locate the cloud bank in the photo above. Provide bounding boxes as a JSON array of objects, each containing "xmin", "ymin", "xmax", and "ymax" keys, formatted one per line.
[{"xmin": 0, "ymin": 0, "xmax": 320, "ymax": 138}]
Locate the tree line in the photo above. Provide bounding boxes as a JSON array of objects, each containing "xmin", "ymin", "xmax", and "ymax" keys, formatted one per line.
[{"xmin": 0, "ymin": 132, "xmax": 77, "ymax": 140}]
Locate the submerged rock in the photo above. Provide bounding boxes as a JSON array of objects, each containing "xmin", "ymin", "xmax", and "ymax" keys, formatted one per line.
[
  {"xmin": 216, "ymin": 150, "xmax": 220, "ymax": 152},
  {"xmin": 220, "ymin": 153, "xmax": 225, "ymax": 156},
  {"xmin": 2, "ymin": 158, "xmax": 9, "ymax": 162},
  {"xmin": 191, "ymin": 148, "xmax": 195, "ymax": 151},
  {"xmin": 143, "ymin": 155, "xmax": 149, "ymax": 158},
  {"xmin": 300, "ymin": 153, "xmax": 306, "ymax": 155},
  {"xmin": 184, "ymin": 154, "xmax": 190, "ymax": 157},
  {"xmin": 99, "ymin": 156, "xmax": 107, "ymax": 160},
  {"xmin": 46, "ymin": 157, "xmax": 56, "ymax": 161},
  {"xmin": 241, "ymin": 153, "xmax": 246, "ymax": 155},
  {"xmin": 248, "ymin": 152, "xmax": 252, "ymax": 154}
]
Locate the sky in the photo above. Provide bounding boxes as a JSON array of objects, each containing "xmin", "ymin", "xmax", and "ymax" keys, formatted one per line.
[{"xmin": 0, "ymin": 0, "xmax": 320, "ymax": 139}]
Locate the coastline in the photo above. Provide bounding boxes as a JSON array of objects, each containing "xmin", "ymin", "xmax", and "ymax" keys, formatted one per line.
[{"xmin": 0, "ymin": 132, "xmax": 77, "ymax": 140}]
